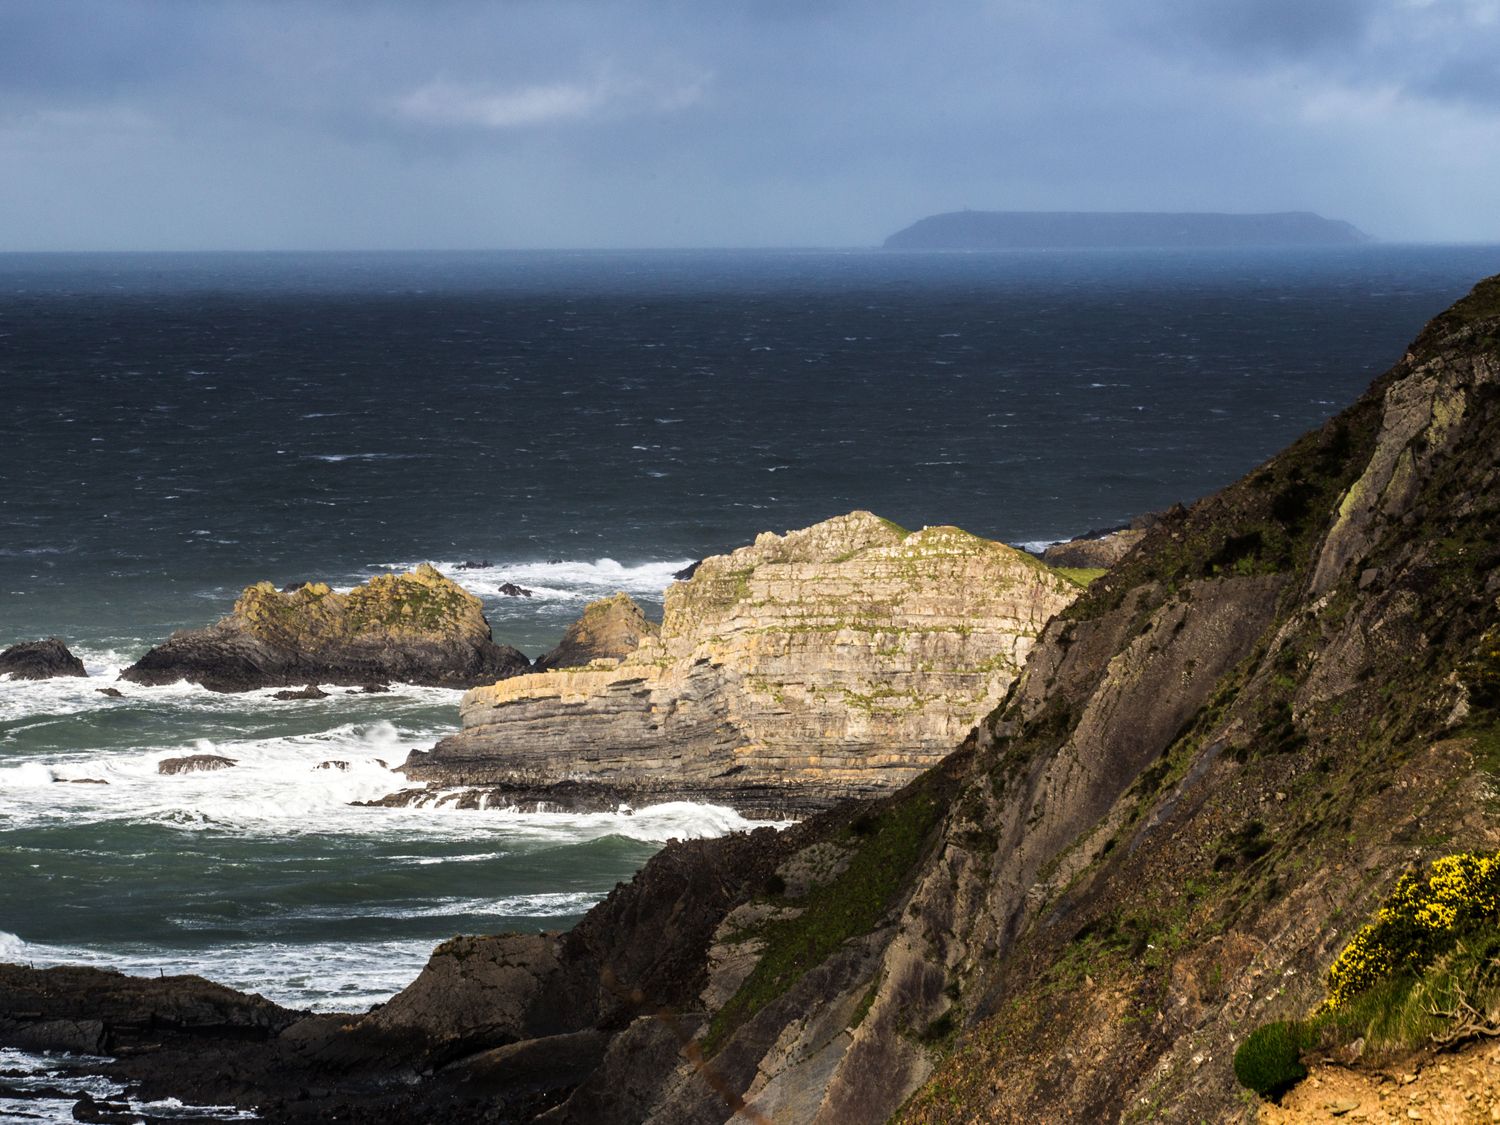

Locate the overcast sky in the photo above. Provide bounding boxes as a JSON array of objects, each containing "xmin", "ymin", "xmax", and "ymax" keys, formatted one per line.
[{"xmin": 2, "ymin": 0, "xmax": 1498, "ymax": 250}]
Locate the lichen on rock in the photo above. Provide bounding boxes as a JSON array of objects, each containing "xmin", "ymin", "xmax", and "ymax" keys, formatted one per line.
[
  {"xmin": 401, "ymin": 511, "xmax": 1080, "ymax": 815},
  {"xmin": 121, "ymin": 563, "xmax": 530, "ymax": 692}
]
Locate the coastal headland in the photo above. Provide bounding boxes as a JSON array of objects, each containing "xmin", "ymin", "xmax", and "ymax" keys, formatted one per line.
[
  {"xmin": 393, "ymin": 511, "xmax": 1082, "ymax": 817},
  {"xmin": 2, "ymin": 274, "xmax": 1499, "ymax": 1122}
]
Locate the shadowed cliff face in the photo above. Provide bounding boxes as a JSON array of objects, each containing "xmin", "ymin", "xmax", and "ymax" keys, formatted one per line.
[
  {"xmin": 401, "ymin": 512, "xmax": 1080, "ymax": 816},
  {"xmin": 4, "ymin": 277, "xmax": 1498, "ymax": 1124}
]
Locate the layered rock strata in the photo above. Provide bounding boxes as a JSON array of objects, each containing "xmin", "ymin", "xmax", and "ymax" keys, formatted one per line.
[
  {"xmin": 121, "ymin": 564, "xmax": 529, "ymax": 692},
  {"xmin": 400, "ymin": 512, "xmax": 1080, "ymax": 815}
]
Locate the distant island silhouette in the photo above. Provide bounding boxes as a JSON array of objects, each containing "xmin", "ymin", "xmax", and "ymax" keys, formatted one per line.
[{"xmin": 883, "ymin": 210, "xmax": 1370, "ymax": 249}]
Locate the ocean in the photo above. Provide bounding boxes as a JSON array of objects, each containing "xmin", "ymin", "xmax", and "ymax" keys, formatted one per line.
[{"xmin": 3, "ymin": 245, "xmax": 1498, "ymax": 1035}]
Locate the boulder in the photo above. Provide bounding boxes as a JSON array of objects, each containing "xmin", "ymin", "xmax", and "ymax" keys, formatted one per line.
[
  {"xmin": 120, "ymin": 564, "xmax": 530, "ymax": 692},
  {"xmin": 157, "ymin": 754, "xmax": 238, "ymax": 775},
  {"xmin": 272, "ymin": 684, "xmax": 328, "ymax": 700},
  {"xmin": 0, "ymin": 638, "xmax": 87, "ymax": 681},
  {"xmin": 533, "ymin": 593, "xmax": 659, "ymax": 672}
]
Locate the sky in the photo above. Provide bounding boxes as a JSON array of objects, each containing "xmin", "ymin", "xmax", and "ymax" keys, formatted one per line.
[{"xmin": 1, "ymin": 0, "xmax": 1498, "ymax": 250}]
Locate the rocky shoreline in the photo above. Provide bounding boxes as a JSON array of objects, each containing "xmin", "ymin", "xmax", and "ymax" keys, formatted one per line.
[{"xmin": 2, "ymin": 273, "xmax": 1496, "ymax": 1121}]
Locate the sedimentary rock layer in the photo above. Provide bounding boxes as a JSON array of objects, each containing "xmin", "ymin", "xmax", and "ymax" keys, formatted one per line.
[
  {"xmin": 121, "ymin": 564, "xmax": 529, "ymax": 692},
  {"xmin": 403, "ymin": 512, "xmax": 1080, "ymax": 814}
]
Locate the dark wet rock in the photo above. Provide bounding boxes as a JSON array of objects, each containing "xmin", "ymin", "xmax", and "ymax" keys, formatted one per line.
[
  {"xmin": 454, "ymin": 560, "xmax": 492, "ymax": 571},
  {"xmin": 157, "ymin": 755, "xmax": 237, "ymax": 776},
  {"xmin": 120, "ymin": 564, "xmax": 530, "ymax": 693},
  {"xmin": 273, "ymin": 684, "xmax": 328, "ymax": 700},
  {"xmin": 497, "ymin": 583, "xmax": 534, "ymax": 598},
  {"xmin": 62, "ymin": 778, "xmax": 109, "ymax": 785},
  {"xmin": 533, "ymin": 593, "xmax": 657, "ymax": 672},
  {"xmin": 672, "ymin": 560, "xmax": 701, "ymax": 581},
  {"xmin": 316, "ymin": 760, "xmax": 350, "ymax": 771},
  {"xmin": 0, "ymin": 638, "xmax": 87, "ymax": 681},
  {"xmin": 96, "ymin": 687, "xmax": 124, "ymax": 698},
  {"xmin": 0, "ymin": 1082, "xmax": 77, "ymax": 1099},
  {"xmin": 70, "ymin": 1090, "xmax": 136, "ymax": 1123}
]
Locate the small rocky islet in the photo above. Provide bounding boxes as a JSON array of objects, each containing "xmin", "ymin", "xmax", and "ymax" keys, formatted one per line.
[
  {"xmin": 0, "ymin": 637, "xmax": 87, "ymax": 680},
  {"xmin": 4, "ymin": 275, "xmax": 1500, "ymax": 1122},
  {"xmin": 117, "ymin": 562, "xmax": 531, "ymax": 692}
]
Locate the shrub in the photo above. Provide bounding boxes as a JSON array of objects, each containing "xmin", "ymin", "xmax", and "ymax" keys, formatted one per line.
[
  {"xmin": 1233, "ymin": 1020, "xmax": 1309, "ymax": 1098},
  {"xmin": 1322, "ymin": 850, "xmax": 1500, "ymax": 1012}
]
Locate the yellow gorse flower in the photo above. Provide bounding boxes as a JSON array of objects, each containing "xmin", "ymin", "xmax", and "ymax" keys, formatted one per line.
[{"xmin": 1320, "ymin": 849, "xmax": 1500, "ymax": 1013}]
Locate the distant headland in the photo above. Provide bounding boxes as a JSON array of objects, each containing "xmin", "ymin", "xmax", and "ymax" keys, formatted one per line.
[{"xmin": 883, "ymin": 209, "xmax": 1370, "ymax": 250}]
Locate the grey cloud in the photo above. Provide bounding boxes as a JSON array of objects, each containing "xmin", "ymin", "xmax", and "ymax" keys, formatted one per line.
[{"xmin": 0, "ymin": 0, "xmax": 1497, "ymax": 248}]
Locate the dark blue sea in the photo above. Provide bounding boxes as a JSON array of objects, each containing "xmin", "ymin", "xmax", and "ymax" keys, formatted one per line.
[{"xmin": 2, "ymin": 246, "xmax": 1497, "ymax": 1039}]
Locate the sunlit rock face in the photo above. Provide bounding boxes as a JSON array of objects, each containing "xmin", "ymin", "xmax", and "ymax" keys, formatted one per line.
[
  {"xmin": 121, "ymin": 563, "xmax": 530, "ymax": 691},
  {"xmin": 403, "ymin": 511, "xmax": 1080, "ymax": 815}
]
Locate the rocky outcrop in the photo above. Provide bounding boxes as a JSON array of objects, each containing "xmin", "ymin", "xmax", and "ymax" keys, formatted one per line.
[
  {"xmin": 0, "ymin": 637, "xmax": 87, "ymax": 680},
  {"xmin": 402, "ymin": 513, "xmax": 1081, "ymax": 815},
  {"xmin": 1038, "ymin": 512, "xmax": 1160, "ymax": 570},
  {"xmin": 534, "ymin": 592, "xmax": 658, "ymax": 671},
  {"xmin": 120, "ymin": 564, "xmax": 530, "ymax": 692},
  {"xmin": 11, "ymin": 276, "xmax": 1500, "ymax": 1125},
  {"xmin": 158, "ymin": 754, "xmax": 237, "ymax": 775}
]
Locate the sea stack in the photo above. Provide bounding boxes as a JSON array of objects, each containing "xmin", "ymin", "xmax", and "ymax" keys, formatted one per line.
[{"xmin": 121, "ymin": 564, "xmax": 530, "ymax": 692}]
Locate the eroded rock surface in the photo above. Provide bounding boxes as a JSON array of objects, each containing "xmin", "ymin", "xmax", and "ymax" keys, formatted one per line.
[
  {"xmin": 157, "ymin": 754, "xmax": 238, "ymax": 775},
  {"xmin": 0, "ymin": 637, "xmax": 87, "ymax": 680},
  {"xmin": 534, "ymin": 592, "xmax": 658, "ymax": 671},
  {"xmin": 405, "ymin": 512, "xmax": 1080, "ymax": 815},
  {"xmin": 120, "ymin": 564, "xmax": 530, "ymax": 692}
]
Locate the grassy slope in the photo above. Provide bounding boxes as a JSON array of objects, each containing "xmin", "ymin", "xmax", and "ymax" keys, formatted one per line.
[{"xmin": 898, "ymin": 277, "xmax": 1500, "ymax": 1121}]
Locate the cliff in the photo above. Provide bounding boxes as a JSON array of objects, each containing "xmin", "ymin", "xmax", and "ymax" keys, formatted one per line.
[
  {"xmin": 883, "ymin": 210, "xmax": 1370, "ymax": 250},
  {"xmin": 120, "ymin": 563, "xmax": 530, "ymax": 691},
  {"xmin": 398, "ymin": 512, "xmax": 1081, "ymax": 816},
  {"xmin": 6, "ymin": 276, "xmax": 1499, "ymax": 1124}
]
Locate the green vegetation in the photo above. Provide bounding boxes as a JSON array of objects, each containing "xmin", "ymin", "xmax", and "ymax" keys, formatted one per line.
[
  {"xmin": 1232, "ymin": 1021, "xmax": 1310, "ymax": 1099},
  {"xmin": 1235, "ymin": 851, "xmax": 1500, "ymax": 1099},
  {"xmin": 1320, "ymin": 850, "xmax": 1500, "ymax": 1012},
  {"xmin": 702, "ymin": 777, "xmax": 947, "ymax": 1055},
  {"xmin": 1053, "ymin": 566, "xmax": 1107, "ymax": 588}
]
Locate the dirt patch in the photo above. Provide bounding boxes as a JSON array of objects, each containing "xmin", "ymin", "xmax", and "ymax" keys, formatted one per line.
[{"xmin": 1262, "ymin": 1040, "xmax": 1500, "ymax": 1123}]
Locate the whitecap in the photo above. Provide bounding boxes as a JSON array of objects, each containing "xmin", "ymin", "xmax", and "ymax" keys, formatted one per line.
[{"xmin": 407, "ymin": 557, "xmax": 693, "ymax": 604}]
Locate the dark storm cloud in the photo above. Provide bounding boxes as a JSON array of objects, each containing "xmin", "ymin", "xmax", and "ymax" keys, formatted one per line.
[
  {"xmin": 1143, "ymin": 0, "xmax": 1376, "ymax": 61},
  {"xmin": 0, "ymin": 0, "xmax": 1497, "ymax": 248}
]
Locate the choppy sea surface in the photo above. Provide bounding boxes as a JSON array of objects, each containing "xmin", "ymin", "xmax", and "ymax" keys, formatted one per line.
[{"xmin": 3, "ymin": 245, "xmax": 1499, "ymax": 1024}]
